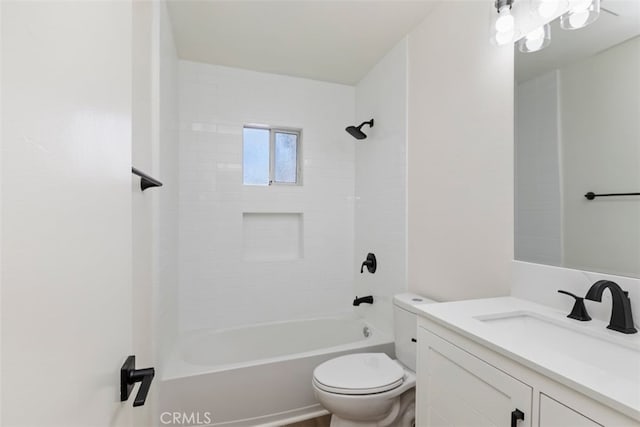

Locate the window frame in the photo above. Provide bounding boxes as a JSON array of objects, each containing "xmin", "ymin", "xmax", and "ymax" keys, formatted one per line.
[{"xmin": 243, "ymin": 125, "xmax": 302, "ymax": 186}]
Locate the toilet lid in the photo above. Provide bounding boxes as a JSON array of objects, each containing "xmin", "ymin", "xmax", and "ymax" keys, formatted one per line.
[{"xmin": 313, "ymin": 353, "xmax": 405, "ymax": 395}]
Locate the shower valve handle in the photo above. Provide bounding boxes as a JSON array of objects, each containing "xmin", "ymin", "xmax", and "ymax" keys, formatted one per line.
[{"xmin": 360, "ymin": 253, "xmax": 377, "ymax": 274}]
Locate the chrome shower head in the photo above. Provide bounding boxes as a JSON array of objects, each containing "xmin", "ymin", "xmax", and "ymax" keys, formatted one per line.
[{"xmin": 345, "ymin": 119, "xmax": 374, "ymax": 140}]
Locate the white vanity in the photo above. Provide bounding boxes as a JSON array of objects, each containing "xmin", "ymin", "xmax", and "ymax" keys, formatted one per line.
[{"xmin": 414, "ymin": 297, "xmax": 640, "ymax": 426}]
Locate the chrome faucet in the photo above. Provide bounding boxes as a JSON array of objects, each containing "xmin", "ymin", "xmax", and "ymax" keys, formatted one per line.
[{"xmin": 585, "ymin": 280, "xmax": 637, "ymax": 334}]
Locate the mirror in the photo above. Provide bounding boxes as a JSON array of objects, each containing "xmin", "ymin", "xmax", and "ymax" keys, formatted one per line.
[{"xmin": 515, "ymin": 1, "xmax": 640, "ymax": 278}]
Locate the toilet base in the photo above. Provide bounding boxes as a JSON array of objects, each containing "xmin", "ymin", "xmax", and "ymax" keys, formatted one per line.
[{"xmin": 328, "ymin": 389, "xmax": 415, "ymax": 427}]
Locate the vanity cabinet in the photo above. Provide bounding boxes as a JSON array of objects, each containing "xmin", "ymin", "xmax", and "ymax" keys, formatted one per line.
[
  {"xmin": 539, "ymin": 394, "xmax": 602, "ymax": 427},
  {"xmin": 417, "ymin": 327, "xmax": 532, "ymax": 427},
  {"xmin": 416, "ymin": 317, "xmax": 639, "ymax": 427}
]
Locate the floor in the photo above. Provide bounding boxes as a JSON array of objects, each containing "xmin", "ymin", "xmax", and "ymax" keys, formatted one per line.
[{"xmin": 284, "ymin": 414, "xmax": 331, "ymax": 427}]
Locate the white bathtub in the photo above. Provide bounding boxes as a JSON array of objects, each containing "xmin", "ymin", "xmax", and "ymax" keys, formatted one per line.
[{"xmin": 158, "ymin": 316, "xmax": 393, "ymax": 426}]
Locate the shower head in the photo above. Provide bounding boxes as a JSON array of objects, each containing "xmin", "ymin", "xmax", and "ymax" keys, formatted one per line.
[{"xmin": 345, "ymin": 119, "xmax": 374, "ymax": 140}]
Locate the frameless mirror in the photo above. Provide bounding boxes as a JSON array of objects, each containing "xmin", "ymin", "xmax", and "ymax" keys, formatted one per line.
[{"xmin": 515, "ymin": 0, "xmax": 640, "ymax": 278}]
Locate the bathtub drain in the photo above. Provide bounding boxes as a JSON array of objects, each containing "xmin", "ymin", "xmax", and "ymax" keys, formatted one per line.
[{"xmin": 362, "ymin": 326, "xmax": 371, "ymax": 338}]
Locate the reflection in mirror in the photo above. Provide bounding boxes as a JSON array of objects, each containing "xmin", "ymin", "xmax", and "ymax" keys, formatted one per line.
[{"xmin": 515, "ymin": 0, "xmax": 640, "ymax": 278}]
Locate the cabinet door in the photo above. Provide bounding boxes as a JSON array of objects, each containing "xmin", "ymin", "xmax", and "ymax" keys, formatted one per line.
[
  {"xmin": 539, "ymin": 394, "xmax": 603, "ymax": 427},
  {"xmin": 417, "ymin": 327, "xmax": 532, "ymax": 427}
]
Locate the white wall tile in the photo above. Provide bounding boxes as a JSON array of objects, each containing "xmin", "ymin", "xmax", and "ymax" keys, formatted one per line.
[
  {"xmin": 177, "ymin": 61, "xmax": 356, "ymax": 332},
  {"xmin": 354, "ymin": 39, "xmax": 409, "ymax": 334}
]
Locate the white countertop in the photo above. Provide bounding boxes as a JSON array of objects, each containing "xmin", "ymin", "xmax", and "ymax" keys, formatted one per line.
[{"xmin": 415, "ymin": 297, "xmax": 640, "ymax": 421}]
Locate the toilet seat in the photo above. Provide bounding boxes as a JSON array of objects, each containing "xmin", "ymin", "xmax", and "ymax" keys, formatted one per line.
[{"xmin": 313, "ymin": 353, "xmax": 405, "ymax": 396}]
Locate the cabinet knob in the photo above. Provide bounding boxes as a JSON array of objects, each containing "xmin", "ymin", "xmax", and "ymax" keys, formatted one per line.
[{"xmin": 511, "ymin": 409, "xmax": 525, "ymax": 427}]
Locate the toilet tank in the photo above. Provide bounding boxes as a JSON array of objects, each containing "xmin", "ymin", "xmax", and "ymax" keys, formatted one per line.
[{"xmin": 393, "ymin": 293, "xmax": 436, "ymax": 371}]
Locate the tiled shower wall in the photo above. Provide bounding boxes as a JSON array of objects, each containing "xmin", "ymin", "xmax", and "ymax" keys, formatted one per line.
[
  {"xmin": 178, "ymin": 61, "xmax": 357, "ymax": 333},
  {"xmin": 353, "ymin": 39, "xmax": 408, "ymax": 334}
]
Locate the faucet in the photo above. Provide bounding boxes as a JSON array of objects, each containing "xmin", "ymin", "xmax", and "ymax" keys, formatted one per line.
[
  {"xmin": 585, "ymin": 280, "xmax": 637, "ymax": 334},
  {"xmin": 353, "ymin": 295, "xmax": 374, "ymax": 306}
]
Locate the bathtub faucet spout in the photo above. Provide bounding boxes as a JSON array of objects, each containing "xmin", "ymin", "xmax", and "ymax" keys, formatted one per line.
[{"xmin": 353, "ymin": 295, "xmax": 374, "ymax": 306}]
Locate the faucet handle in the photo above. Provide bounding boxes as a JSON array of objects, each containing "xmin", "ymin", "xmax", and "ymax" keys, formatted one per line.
[
  {"xmin": 360, "ymin": 253, "xmax": 377, "ymax": 274},
  {"xmin": 558, "ymin": 290, "xmax": 592, "ymax": 321}
]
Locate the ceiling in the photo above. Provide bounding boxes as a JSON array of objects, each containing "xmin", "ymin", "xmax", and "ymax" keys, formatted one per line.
[
  {"xmin": 516, "ymin": 0, "xmax": 640, "ymax": 82},
  {"xmin": 166, "ymin": 0, "xmax": 438, "ymax": 85}
]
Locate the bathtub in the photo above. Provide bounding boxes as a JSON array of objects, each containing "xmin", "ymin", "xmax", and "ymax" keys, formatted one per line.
[{"xmin": 158, "ymin": 316, "xmax": 393, "ymax": 426}]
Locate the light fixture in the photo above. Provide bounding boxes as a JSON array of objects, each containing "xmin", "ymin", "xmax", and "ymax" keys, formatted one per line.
[
  {"xmin": 560, "ymin": 0, "xmax": 600, "ymax": 30},
  {"xmin": 530, "ymin": 0, "xmax": 567, "ymax": 19},
  {"xmin": 518, "ymin": 24, "xmax": 551, "ymax": 52},
  {"xmin": 493, "ymin": 0, "xmax": 517, "ymax": 46}
]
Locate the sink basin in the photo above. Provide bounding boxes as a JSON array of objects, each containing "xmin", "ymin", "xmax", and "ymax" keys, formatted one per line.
[{"xmin": 475, "ymin": 311, "xmax": 640, "ymax": 381}]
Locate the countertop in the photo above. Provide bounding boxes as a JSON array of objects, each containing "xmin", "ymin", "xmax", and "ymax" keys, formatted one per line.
[{"xmin": 415, "ymin": 296, "xmax": 640, "ymax": 421}]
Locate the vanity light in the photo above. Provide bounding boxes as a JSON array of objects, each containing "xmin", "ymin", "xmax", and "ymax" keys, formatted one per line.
[
  {"xmin": 496, "ymin": 6, "xmax": 515, "ymax": 32},
  {"xmin": 536, "ymin": 0, "xmax": 558, "ymax": 18},
  {"xmin": 531, "ymin": 0, "xmax": 567, "ymax": 19},
  {"xmin": 517, "ymin": 24, "xmax": 551, "ymax": 52},
  {"xmin": 493, "ymin": 0, "xmax": 517, "ymax": 45},
  {"xmin": 560, "ymin": 0, "xmax": 600, "ymax": 30}
]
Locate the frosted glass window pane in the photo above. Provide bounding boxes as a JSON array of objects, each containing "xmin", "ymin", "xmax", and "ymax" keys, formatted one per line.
[
  {"xmin": 274, "ymin": 132, "xmax": 298, "ymax": 183},
  {"xmin": 243, "ymin": 128, "xmax": 270, "ymax": 185}
]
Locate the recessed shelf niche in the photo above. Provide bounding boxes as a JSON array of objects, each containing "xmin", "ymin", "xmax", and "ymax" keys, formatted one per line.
[{"xmin": 242, "ymin": 212, "xmax": 304, "ymax": 262}]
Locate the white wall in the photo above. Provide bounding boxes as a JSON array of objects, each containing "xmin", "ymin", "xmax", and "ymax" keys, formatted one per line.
[
  {"xmin": 407, "ymin": 1, "xmax": 514, "ymax": 301},
  {"xmin": 0, "ymin": 2, "xmax": 3, "ymax": 421},
  {"xmin": 515, "ymin": 71, "xmax": 563, "ymax": 266},
  {"xmin": 560, "ymin": 36, "xmax": 640, "ymax": 278},
  {"xmin": 354, "ymin": 39, "xmax": 408, "ymax": 333},
  {"xmin": 178, "ymin": 62, "xmax": 356, "ymax": 332},
  {"xmin": 154, "ymin": 0, "xmax": 180, "ymax": 361}
]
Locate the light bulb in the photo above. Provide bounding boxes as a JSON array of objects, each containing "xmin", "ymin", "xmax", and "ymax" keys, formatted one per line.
[
  {"xmin": 524, "ymin": 28, "xmax": 544, "ymax": 51},
  {"xmin": 527, "ymin": 27, "xmax": 545, "ymax": 40},
  {"xmin": 495, "ymin": 30, "xmax": 515, "ymax": 45},
  {"xmin": 538, "ymin": 0, "xmax": 558, "ymax": 18},
  {"xmin": 517, "ymin": 24, "xmax": 550, "ymax": 53},
  {"xmin": 495, "ymin": 8, "xmax": 515, "ymax": 33},
  {"xmin": 569, "ymin": 9, "xmax": 590, "ymax": 27},
  {"xmin": 573, "ymin": 0, "xmax": 592, "ymax": 11},
  {"xmin": 560, "ymin": 0, "xmax": 599, "ymax": 29},
  {"xmin": 525, "ymin": 36, "xmax": 545, "ymax": 51}
]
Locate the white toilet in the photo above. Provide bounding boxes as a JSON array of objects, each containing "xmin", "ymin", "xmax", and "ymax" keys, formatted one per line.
[{"xmin": 312, "ymin": 293, "xmax": 435, "ymax": 427}]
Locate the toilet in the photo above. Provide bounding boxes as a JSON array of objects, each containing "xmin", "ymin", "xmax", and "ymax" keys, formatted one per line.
[{"xmin": 312, "ymin": 293, "xmax": 435, "ymax": 427}]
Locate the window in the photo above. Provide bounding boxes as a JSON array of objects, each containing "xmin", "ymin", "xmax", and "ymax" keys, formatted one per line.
[{"xmin": 243, "ymin": 126, "xmax": 301, "ymax": 186}]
